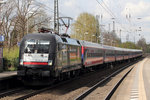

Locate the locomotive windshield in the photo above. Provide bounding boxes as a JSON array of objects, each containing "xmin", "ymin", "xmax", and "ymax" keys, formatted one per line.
[{"xmin": 24, "ymin": 39, "xmax": 50, "ymax": 53}]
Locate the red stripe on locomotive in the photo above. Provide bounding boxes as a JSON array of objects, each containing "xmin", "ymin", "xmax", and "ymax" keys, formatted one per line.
[{"xmin": 23, "ymin": 62, "xmax": 48, "ymax": 65}]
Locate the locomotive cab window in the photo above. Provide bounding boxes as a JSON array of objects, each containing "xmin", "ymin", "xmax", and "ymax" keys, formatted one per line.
[{"xmin": 24, "ymin": 39, "xmax": 50, "ymax": 53}]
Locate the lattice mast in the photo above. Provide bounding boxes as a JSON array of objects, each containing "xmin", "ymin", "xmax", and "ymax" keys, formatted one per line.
[{"xmin": 54, "ymin": 0, "xmax": 59, "ymax": 34}]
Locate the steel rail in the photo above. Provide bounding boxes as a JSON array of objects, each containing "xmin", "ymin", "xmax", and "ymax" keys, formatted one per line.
[
  {"xmin": 104, "ymin": 66, "xmax": 133, "ymax": 100},
  {"xmin": 0, "ymin": 87, "xmax": 25, "ymax": 99},
  {"xmin": 14, "ymin": 73, "xmax": 90, "ymax": 100},
  {"xmin": 14, "ymin": 80, "xmax": 71, "ymax": 100},
  {"xmin": 75, "ymin": 59, "xmax": 142, "ymax": 100}
]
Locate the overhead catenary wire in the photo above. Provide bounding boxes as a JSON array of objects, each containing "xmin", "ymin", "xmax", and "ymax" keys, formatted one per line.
[
  {"xmin": 36, "ymin": 1, "xmax": 97, "ymax": 32},
  {"xmin": 95, "ymin": 0, "xmax": 131, "ymax": 34},
  {"xmin": 35, "ymin": 0, "xmax": 117, "ymax": 33},
  {"xmin": 35, "ymin": 0, "xmax": 132, "ymax": 39},
  {"xmin": 95, "ymin": 0, "xmax": 115, "ymax": 18},
  {"xmin": 101, "ymin": 0, "xmax": 116, "ymax": 18}
]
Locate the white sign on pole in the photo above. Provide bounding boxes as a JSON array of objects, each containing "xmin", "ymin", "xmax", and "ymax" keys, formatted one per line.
[{"xmin": 0, "ymin": 35, "xmax": 4, "ymax": 42}]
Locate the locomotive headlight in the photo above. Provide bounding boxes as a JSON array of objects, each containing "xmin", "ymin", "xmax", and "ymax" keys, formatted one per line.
[
  {"xmin": 48, "ymin": 60, "xmax": 52, "ymax": 66},
  {"xmin": 20, "ymin": 59, "xmax": 23, "ymax": 65}
]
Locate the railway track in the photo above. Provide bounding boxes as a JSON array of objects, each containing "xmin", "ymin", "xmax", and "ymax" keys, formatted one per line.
[
  {"xmin": 75, "ymin": 59, "xmax": 141, "ymax": 100},
  {"xmin": 0, "ymin": 73, "xmax": 89, "ymax": 100},
  {"xmin": 13, "ymin": 69, "xmax": 107, "ymax": 100},
  {"xmin": 0, "ymin": 58, "xmax": 142, "ymax": 100},
  {"xmin": 104, "ymin": 67, "xmax": 133, "ymax": 100},
  {"xmin": 0, "ymin": 67, "xmax": 112, "ymax": 100},
  {"xmin": 14, "ymin": 86, "xmax": 54, "ymax": 100},
  {"xmin": 0, "ymin": 87, "xmax": 25, "ymax": 99}
]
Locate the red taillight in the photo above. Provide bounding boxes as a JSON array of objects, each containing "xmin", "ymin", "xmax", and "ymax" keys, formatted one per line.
[{"xmin": 23, "ymin": 62, "xmax": 48, "ymax": 65}]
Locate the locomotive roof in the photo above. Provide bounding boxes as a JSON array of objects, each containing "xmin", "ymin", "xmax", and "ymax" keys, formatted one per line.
[
  {"xmin": 22, "ymin": 33, "xmax": 56, "ymax": 40},
  {"xmin": 21, "ymin": 33, "xmax": 80, "ymax": 46}
]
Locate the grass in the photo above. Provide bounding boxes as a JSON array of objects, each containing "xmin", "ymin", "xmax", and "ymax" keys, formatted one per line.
[{"xmin": 3, "ymin": 46, "xmax": 19, "ymax": 71}]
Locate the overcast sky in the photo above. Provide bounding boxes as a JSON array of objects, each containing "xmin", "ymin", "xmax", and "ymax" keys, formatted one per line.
[{"xmin": 39, "ymin": 0, "xmax": 150, "ymax": 43}]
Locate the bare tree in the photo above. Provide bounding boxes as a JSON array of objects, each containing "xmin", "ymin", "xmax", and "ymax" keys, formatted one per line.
[
  {"xmin": 0, "ymin": 0, "xmax": 52, "ymax": 47},
  {"xmin": 15, "ymin": 0, "xmax": 41, "ymax": 39},
  {"xmin": 0, "ymin": 0, "xmax": 16, "ymax": 47}
]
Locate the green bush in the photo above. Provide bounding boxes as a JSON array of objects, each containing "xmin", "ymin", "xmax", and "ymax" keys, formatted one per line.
[{"xmin": 3, "ymin": 46, "xmax": 19, "ymax": 71}]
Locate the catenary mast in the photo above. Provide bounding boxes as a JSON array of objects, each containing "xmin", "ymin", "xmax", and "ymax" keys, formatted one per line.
[{"xmin": 54, "ymin": 0, "xmax": 59, "ymax": 34}]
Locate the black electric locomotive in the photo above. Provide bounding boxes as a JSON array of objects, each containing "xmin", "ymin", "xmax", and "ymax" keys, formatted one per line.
[{"xmin": 18, "ymin": 33, "xmax": 82, "ymax": 85}]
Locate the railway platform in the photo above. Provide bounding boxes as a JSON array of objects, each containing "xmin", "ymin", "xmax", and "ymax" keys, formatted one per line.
[
  {"xmin": 111, "ymin": 56, "xmax": 150, "ymax": 100},
  {"xmin": 0, "ymin": 71, "xmax": 19, "ymax": 91},
  {"xmin": 0, "ymin": 71, "xmax": 17, "ymax": 81}
]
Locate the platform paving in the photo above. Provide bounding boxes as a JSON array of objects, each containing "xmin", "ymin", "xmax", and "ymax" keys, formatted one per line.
[
  {"xmin": 111, "ymin": 57, "xmax": 148, "ymax": 100},
  {"xmin": 0, "ymin": 71, "xmax": 17, "ymax": 80}
]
